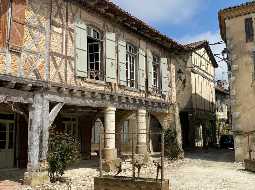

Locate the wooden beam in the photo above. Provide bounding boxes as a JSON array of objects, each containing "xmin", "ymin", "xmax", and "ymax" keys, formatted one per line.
[
  {"xmin": 0, "ymin": 87, "xmax": 33, "ymax": 104},
  {"xmin": 49, "ymin": 102, "xmax": 64, "ymax": 126}
]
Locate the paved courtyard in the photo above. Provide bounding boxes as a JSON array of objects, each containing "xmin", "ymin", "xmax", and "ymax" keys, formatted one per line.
[{"xmin": 1, "ymin": 149, "xmax": 255, "ymax": 190}]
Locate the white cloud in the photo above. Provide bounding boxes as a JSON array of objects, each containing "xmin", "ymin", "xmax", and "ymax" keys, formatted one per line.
[
  {"xmin": 110, "ymin": 0, "xmax": 203, "ymax": 24},
  {"xmin": 179, "ymin": 31, "xmax": 228, "ymax": 82}
]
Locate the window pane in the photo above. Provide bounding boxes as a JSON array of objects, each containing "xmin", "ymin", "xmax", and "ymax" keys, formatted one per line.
[
  {"xmin": 94, "ymin": 44, "xmax": 99, "ymax": 52},
  {"xmin": 89, "ymin": 54, "xmax": 94, "ymax": 62},
  {"xmin": 89, "ymin": 44, "xmax": 94, "ymax": 52},
  {"xmin": 8, "ymin": 131, "xmax": 13, "ymax": 149},
  {"xmin": 121, "ymin": 121, "xmax": 129, "ymax": 144},
  {"xmin": 95, "ymin": 53, "xmax": 99, "ymax": 62}
]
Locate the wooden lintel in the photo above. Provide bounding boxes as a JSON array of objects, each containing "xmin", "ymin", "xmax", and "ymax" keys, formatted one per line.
[
  {"xmin": 0, "ymin": 87, "xmax": 33, "ymax": 104},
  {"xmin": 1, "ymin": 81, "xmax": 16, "ymax": 89}
]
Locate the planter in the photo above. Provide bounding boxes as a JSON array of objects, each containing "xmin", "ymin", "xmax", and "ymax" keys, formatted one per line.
[
  {"xmin": 94, "ymin": 176, "xmax": 170, "ymax": 190},
  {"xmin": 244, "ymin": 159, "xmax": 255, "ymax": 172}
]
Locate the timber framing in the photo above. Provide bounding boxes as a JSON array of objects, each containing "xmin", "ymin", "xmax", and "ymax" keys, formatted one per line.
[{"xmin": 0, "ymin": 74, "xmax": 169, "ymax": 113}]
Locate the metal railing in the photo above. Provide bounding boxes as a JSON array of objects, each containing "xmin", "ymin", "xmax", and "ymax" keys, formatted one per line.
[{"xmin": 98, "ymin": 131, "xmax": 165, "ymax": 184}]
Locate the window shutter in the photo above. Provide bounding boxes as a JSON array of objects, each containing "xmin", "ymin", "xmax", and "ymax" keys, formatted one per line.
[
  {"xmin": 75, "ymin": 18, "xmax": 87, "ymax": 78},
  {"xmin": 147, "ymin": 49, "xmax": 153, "ymax": 92},
  {"xmin": 118, "ymin": 40, "xmax": 126, "ymax": 86},
  {"xmin": 9, "ymin": 0, "xmax": 26, "ymax": 50},
  {"xmin": 161, "ymin": 58, "xmax": 169, "ymax": 96},
  {"xmin": 138, "ymin": 48, "xmax": 146, "ymax": 91},
  {"xmin": 105, "ymin": 32, "xmax": 117, "ymax": 83},
  {"xmin": 0, "ymin": 0, "xmax": 8, "ymax": 48}
]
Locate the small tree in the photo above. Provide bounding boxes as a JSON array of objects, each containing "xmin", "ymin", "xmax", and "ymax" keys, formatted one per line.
[
  {"xmin": 47, "ymin": 127, "xmax": 80, "ymax": 182},
  {"xmin": 164, "ymin": 128, "xmax": 183, "ymax": 160}
]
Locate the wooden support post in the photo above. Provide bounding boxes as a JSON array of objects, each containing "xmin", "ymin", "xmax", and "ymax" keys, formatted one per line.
[
  {"xmin": 49, "ymin": 102, "xmax": 64, "ymax": 126},
  {"xmin": 27, "ymin": 93, "xmax": 43, "ymax": 171},
  {"xmin": 41, "ymin": 97, "xmax": 50, "ymax": 162}
]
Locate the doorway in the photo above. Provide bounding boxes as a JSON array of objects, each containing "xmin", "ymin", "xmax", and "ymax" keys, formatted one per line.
[{"xmin": 0, "ymin": 116, "xmax": 15, "ymax": 169}]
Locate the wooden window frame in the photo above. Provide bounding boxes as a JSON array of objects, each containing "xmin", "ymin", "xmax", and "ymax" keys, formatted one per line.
[
  {"xmin": 152, "ymin": 55, "xmax": 161, "ymax": 94},
  {"xmin": 126, "ymin": 43, "xmax": 138, "ymax": 88},
  {"xmin": 87, "ymin": 26, "xmax": 104, "ymax": 81}
]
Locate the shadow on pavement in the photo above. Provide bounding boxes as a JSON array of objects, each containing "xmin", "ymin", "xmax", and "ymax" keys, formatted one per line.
[{"xmin": 184, "ymin": 148, "xmax": 235, "ymax": 163}]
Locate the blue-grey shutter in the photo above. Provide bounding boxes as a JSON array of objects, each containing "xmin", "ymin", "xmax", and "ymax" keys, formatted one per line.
[
  {"xmin": 161, "ymin": 58, "xmax": 169, "ymax": 95},
  {"xmin": 147, "ymin": 49, "xmax": 153, "ymax": 92},
  {"xmin": 118, "ymin": 40, "xmax": 127, "ymax": 86},
  {"xmin": 138, "ymin": 48, "xmax": 146, "ymax": 91},
  {"xmin": 105, "ymin": 33, "xmax": 117, "ymax": 83},
  {"xmin": 75, "ymin": 18, "xmax": 87, "ymax": 78}
]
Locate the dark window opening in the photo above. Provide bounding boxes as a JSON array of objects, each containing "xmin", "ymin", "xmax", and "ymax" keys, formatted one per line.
[
  {"xmin": 245, "ymin": 17, "xmax": 254, "ymax": 43},
  {"xmin": 87, "ymin": 27, "xmax": 103, "ymax": 80},
  {"xmin": 152, "ymin": 55, "xmax": 160, "ymax": 93},
  {"xmin": 126, "ymin": 43, "xmax": 137, "ymax": 88}
]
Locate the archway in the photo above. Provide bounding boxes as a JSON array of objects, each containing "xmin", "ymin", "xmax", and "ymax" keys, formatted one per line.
[{"xmin": 149, "ymin": 115, "xmax": 162, "ymax": 153}]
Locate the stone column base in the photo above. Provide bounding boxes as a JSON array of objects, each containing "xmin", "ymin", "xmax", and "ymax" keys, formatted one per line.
[
  {"xmin": 103, "ymin": 148, "xmax": 117, "ymax": 161},
  {"xmin": 136, "ymin": 144, "xmax": 147, "ymax": 154},
  {"xmin": 24, "ymin": 171, "xmax": 49, "ymax": 186},
  {"xmin": 102, "ymin": 158, "xmax": 121, "ymax": 172}
]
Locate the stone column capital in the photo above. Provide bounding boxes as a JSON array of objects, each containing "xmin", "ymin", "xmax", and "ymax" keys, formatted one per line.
[
  {"xmin": 105, "ymin": 107, "xmax": 116, "ymax": 112},
  {"xmin": 137, "ymin": 109, "xmax": 147, "ymax": 116}
]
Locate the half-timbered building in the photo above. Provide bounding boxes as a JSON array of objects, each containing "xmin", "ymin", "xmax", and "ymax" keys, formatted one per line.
[{"xmin": 0, "ymin": 0, "xmax": 185, "ymax": 183}]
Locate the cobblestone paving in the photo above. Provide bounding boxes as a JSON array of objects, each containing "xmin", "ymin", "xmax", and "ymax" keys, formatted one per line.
[{"xmin": 3, "ymin": 149, "xmax": 255, "ymax": 190}]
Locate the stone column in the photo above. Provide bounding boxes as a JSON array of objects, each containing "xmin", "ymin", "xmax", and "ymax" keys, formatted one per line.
[
  {"xmin": 103, "ymin": 107, "xmax": 117, "ymax": 161},
  {"xmin": 136, "ymin": 109, "xmax": 147, "ymax": 154}
]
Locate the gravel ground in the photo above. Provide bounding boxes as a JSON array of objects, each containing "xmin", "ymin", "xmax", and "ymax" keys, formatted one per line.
[{"xmin": 19, "ymin": 149, "xmax": 255, "ymax": 190}]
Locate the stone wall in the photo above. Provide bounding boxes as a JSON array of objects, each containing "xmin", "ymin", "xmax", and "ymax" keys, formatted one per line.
[
  {"xmin": 225, "ymin": 14, "xmax": 255, "ymax": 161},
  {"xmin": 94, "ymin": 177, "xmax": 169, "ymax": 190}
]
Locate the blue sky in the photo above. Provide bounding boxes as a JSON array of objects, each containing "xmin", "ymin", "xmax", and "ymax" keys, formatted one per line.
[{"xmin": 111, "ymin": 0, "xmax": 249, "ymax": 81}]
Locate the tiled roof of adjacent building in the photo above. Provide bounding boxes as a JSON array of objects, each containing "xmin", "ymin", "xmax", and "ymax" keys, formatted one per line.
[
  {"xmin": 72, "ymin": 0, "xmax": 185, "ymax": 52},
  {"xmin": 215, "ymin": 86, "xmax": 230, "ymax": 95},
  {"xmin": 184, "ymin": 40, "xmax": 218, "ymax": 68},
  {"xmin": 219, "ymin": 1, "xmax": 255, "ymax": 42}
]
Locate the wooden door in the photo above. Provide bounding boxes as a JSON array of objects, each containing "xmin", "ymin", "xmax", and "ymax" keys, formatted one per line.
[{"xmin": 0, "ymin": 121, "xmax": 15, "ymax": 168}]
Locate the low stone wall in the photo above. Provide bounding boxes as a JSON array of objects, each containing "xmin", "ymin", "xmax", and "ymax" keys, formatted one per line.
[
  {"xmin": 244, "ymin": 159, "xmax": 255, "ymax": 172},
  {"xmin": 94, "ymin": 176, "xmax": 169, "ymax": 190}
]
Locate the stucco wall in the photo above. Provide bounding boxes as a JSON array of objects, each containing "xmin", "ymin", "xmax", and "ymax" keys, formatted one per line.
[{"xmin": 225, "ymin": 14, "xmax": 255, "ymax": 161}]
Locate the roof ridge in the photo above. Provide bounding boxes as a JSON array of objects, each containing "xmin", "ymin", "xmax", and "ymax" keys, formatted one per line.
[{"xmin": 219, "ymin": 1, "xmax": 255, "ymax": 13}]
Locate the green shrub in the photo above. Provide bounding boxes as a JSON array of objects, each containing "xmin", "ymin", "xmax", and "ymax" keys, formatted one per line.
[
  {"xmin": 47, "ymin": 127, "xmax": 80, "ymax": 182},
  {"xmin": 164, "ymin": 128, "xmax": 183, "ymax": 160}
]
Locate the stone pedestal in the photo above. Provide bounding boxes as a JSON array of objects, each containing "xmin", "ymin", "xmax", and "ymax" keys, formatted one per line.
[
  {"xmin": 136, "ymin": 109, "xmax": 147, "ymax": 154},
  {"xmin": 103, "ymin": 107, "xmax": 117, "ymax": 161},
  {"xmin": 94, "ymin": 177, "xmax": 170, "ymax": 190}
]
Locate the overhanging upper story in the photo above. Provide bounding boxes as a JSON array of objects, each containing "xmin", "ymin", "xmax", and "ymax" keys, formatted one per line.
[{"xmin": 0, "ymin": 0, "xmax": 186, "ymax": 112}]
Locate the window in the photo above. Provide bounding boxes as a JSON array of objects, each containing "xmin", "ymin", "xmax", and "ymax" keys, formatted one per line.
[
  {"xmin": 152, "ymin": 55, "xmax": 160, "ymax": 93},
  {"xmin": 87, "ymin": 26, "xmax": 102, "ymax": 80},
  {"xmin": 245, "ymin": 17, "xmax": 254, "ymax": 42},
  {"xmin": 91, "ymin": 119, "xmax": 103, "ymax": 144},
  {"xmin": 126, "ymin": 43, "xmax": 137, "ymax": 88},
  {"xmin": 62, "ymin": 116, "xmax": 78, "ymax": 137},
  {"xmin": 121, "ymin": 120, "xmax": 129, "ymax": 144}
]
